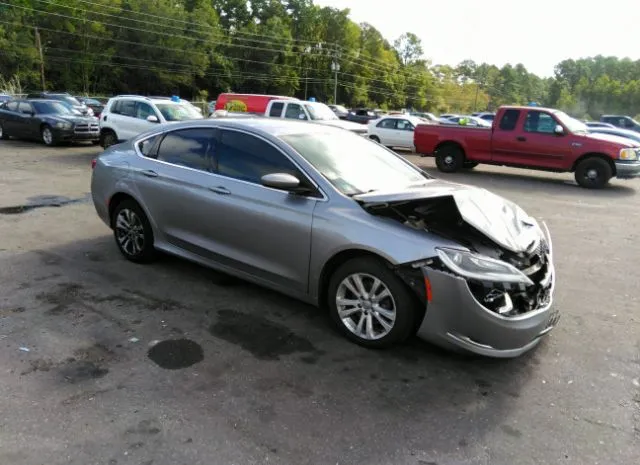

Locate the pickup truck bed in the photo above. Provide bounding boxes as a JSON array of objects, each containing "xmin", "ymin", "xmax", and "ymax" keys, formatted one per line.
[{"xmin": 414, "ymin": 105, "xmax": 640, "ymax": 188}]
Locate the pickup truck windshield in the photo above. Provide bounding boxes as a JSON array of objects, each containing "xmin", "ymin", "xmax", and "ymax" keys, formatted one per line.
[
  {"xmin": 281, "ymin": 131, "xmax": 430, "ymax": 195},
  {"xmin": 555, "ymin": 111, "xmax": 588, "ymax": 133},
  {"xmin": 304, "ymin": 103, "xmax": 339, "ymax": 121}
]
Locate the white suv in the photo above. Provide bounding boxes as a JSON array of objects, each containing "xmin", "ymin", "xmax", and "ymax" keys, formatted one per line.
[{"xmin": 99, "ymin": 95, "xmax": 203, "ymax": 148}]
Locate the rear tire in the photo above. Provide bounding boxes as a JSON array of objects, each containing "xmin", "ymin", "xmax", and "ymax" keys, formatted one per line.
[
  {"xmin": 369, "ymin": 135, "xmax": 380, "ymax": 143},
  {"xmin": 435, "ymin": 144, "xmax": 465, "ymax": 172},
  {"xmin": 111, "ymin": 199, "xmax": 156, "ymax": 263},
  {"xmin": 574, "ymin": 157, "xmax": 612, "ymax": 189},
  {"xmin": 327, "ymin": 257, "xmax": 420, "ymax": 349}
]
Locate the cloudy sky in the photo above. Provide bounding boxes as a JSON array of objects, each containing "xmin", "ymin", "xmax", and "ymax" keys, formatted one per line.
[{"xmin": 314, "ymin": 0, "xmax": 638, "ymax": 77}]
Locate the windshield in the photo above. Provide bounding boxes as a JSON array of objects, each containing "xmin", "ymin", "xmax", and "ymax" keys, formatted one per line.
[
  {"xmin": 304, "ymin": 103, "xmax": 338, "ymax": 121},
  {"xmin": 555, "ymin": 111, "xmax": 587, "ymax": 133},
  {"xmin": 32, "ymin": 101, "xmax": 72, "ymax": 115},
  {"xmin": 59, "ymin": 95, "xmax": 82, "ymax": 106},
  {"xmin": 280, "ymin": 131, "xmax": 430, "ymax": 195},
  {"xmin": 156, "ymin": 103, "xmax": 204, "ymax": 121}
]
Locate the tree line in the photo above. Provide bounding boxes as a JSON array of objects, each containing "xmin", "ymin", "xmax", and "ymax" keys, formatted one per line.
[{"xmin": 1, "ymin": 0, "xmax": 638, "ymax": 118}]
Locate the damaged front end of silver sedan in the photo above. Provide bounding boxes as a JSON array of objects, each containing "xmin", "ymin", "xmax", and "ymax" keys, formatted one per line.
[{"xmin": 356, "ymin": 185, "xmax": 559, "ymax": 357}]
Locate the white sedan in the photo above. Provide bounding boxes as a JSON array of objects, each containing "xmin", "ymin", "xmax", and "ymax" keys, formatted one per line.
[{"xmin": 367, "ymin": 115, "xmax": 425, "ymax": 151}]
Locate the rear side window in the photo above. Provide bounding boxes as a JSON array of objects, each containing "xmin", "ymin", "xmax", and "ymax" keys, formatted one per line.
[
  {"xmin": 499, "ymin": 109, "xmax": 520, "ymax": 131},
  {"xmin": 156, "ymin": 128, "xmax": 216, "ymax": 171},
  {"xmin": 216, "ymin": 130, "xmax": 299, "ymax": 184},
  {"xmin": 269, "ymin": 102, "xmax": 284, "ymax": 117},
  {"xmin": 6, "ymin": 101, "xmax": 19, "ymax": 112},
  {"xmin": 138, "ymin": 135, "xmax": 160, "ymax": 157},
  {"xmin": 112, "ymin": 99, "xmax": 136, "ymax": 117}
]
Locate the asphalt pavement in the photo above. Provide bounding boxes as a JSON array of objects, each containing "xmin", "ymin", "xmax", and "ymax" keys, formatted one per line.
[{"xmin": 0, "ymin": 140, "xmax": 638, "ymax": 465}]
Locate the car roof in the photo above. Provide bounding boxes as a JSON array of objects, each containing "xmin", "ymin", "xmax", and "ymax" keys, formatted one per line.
[
  {"xmin": 145, "ymin": 117, "xmax": 348, "ymax": 138},
  {"xmin": 109, "ymin": 95, "xmax": 186, "ymax": 105}
]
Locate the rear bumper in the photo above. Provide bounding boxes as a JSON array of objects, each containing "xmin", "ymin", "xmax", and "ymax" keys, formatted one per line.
[{"xmin": 615, "ymin": 160, "xmax": 640, "ymax": 179}]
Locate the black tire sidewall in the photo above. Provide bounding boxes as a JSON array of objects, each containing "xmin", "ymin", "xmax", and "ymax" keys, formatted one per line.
[
  {"xmin": 111, "ymin": 199, "xmax": 156, "ymax": 263},
  {"xmin": 436, "ymin": 145, "xmax": 464, "ymax": 172},
  {"xmin": 370, "ymin": 135, "xmax": 380, "ymax": 143},
  {"xmin": 575, "ymin": 158, "xmax": 612, "ymax": 189},
  {"xmin": 327, "ymin": 257, "xmax": 420, "ymax": 349},
  {"xmin": 41, "ymin": 125, "xmax": 55, "ymax": 146},
  {"xmin": 463, "ymin": 161, "xmax": 478, "ymax": 169},
  {"xmin": 101, "ymin": 130, "xmax": 117, "ymax": 148}
]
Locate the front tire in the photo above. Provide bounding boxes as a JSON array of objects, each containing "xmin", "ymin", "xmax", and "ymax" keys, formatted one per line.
[
  {"xmin": 0, "ymin": 121, "xmax": 9, "ymax": 140},
  {"xmin": 111, "ymin": 199, "xmax": 156, "ymax": 263},
  {"xmin": 369, "ymin": 135, "xmax": 380, "ymax": 143},
  {"xmin": 575, "ymin": 157, "xmax": 612, "ymax": 189},
  {"xmin": 327, "ymin": 257, "xmax": 420, "ymax": 349},
  {"xmin": 41, "ymin": 125, "xmax": 56, "ymax": 146},
  {"xmin": 100, "ymin": 130, "xmax": 118, "ymax": 149},
  {"xmin": 435, "ymin": 144, "xmax": 465, "ymax": 172}
]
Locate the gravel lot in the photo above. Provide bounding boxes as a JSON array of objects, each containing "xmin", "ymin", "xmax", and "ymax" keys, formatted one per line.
[{"xmin": 0, "ymin": 140, "xmax": 638, "ymax": 465}]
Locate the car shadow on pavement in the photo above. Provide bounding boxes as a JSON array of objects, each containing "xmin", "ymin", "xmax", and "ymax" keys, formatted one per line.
[
  {"xmin": 45, "ymin": 147, "xmax": 101, "ymax": 167},
  {"xmin": 1, "ymin": 235, "xmax": 543, "ymax": 464},
  {"xmin": 419, "ymin": 166, "xmax": 638, "ymax": 197}
]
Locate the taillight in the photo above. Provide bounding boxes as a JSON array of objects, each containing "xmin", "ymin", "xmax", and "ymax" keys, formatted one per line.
[{"xmin": 91, "ymin": 159, "xmax": 97, "ymax": 169}]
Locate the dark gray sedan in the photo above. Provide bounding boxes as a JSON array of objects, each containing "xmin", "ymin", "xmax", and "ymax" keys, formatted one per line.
[{"xmin": 90, "ymin": 118, "xmax": 558, "ymax": 357}]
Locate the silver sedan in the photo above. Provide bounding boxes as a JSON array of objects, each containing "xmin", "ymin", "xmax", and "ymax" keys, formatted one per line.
[{"xmin": 90, "ymin": 118, "xmax": 558, "ymax": 357}]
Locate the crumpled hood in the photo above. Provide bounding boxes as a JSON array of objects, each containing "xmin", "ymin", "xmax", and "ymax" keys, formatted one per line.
[
  {"xmin": 353, "ymin": 179, "xmax": 542, "ymax": 252},
  {"xmin": 315, "ymin": 119, "xmax": 368, "ymax": 132}
]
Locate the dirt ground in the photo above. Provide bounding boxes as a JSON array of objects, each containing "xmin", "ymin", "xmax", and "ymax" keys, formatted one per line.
[{"xmin": 0, "ymin": 139, "xmax": 638, "ymax": 465}]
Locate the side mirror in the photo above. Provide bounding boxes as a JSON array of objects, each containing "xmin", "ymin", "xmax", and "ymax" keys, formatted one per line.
[
  {"xmin": 261, "ymin": 173, "xmax": 301, "ymax": 190},
  {"xmin": 554, "ymin": 124, "xmax": 564, "ymax": 135},
  {"xmin": 147, "ymin": 115, "xmax": 159, "ymax": 123}
]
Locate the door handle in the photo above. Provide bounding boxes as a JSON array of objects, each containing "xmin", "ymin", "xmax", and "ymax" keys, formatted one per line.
[
  {"xmin": 209, "ymin": 186, "xmax": 231, "ymax": 195},
  {"xmin": 516, "ymin": 136, "xmax": 527, "ymax": 142},
  {"xmin": 141, "ymin": 169, "xmax": 158, "ymax": 177}
]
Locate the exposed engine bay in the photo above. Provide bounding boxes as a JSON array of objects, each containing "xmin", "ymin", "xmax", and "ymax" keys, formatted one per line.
[{"xmin": 360, "ymin": 195, "xmax": 553, "ymax": 317}]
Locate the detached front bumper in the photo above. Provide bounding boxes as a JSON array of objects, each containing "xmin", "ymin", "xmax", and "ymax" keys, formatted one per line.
[
  {"xmin": 416, "ymin": 265, "xmax": 558, "ymax": 358},
  {"xmin": 615, "ymin": 160, "xmax": 640, "ymax": 179}
]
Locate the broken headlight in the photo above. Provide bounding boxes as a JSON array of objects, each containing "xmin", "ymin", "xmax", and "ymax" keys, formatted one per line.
[{"xmin": 436, "ymin": 247, "xmax": 534, "ymax": 286}]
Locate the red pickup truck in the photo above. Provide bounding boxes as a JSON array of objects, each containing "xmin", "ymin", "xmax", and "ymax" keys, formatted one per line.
[{"xmin": 414, "ymin": 105, "xmax": 640, "ymax": 188}]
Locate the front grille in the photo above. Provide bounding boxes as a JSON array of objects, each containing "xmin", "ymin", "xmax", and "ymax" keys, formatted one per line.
[{"xmin": 74, "ymin": 123, "xmax": 99, "ymax": 133}]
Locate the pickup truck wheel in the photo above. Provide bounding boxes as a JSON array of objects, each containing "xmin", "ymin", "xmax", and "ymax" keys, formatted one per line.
[
  {"xmin": 575, "ymin": 157, "xmax": 612, "ymax": 189},
  {"xmin": 435, "ymin": 145, "xmax": 464, "ymax": 173},
  {"xmin": 463, "ymin": 161, "xmax": 478, "ymax": 169}
]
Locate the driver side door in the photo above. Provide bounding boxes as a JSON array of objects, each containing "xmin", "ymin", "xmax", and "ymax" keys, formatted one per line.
[{"xmin": 201, "ymin": 128, "xmax": 319, "ymax": 295}]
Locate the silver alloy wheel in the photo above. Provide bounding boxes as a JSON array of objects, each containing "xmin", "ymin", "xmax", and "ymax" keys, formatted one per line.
[
  {"xmin": 336, "ymin": 272, "xmax": 397, "ymax": 340},
  {"xmin": 115, "ymin": 208, "xmax": 145, "ymax": 256},
  {"xmin": 42, "ymin": 127, "xmax": 53, "ymax": 145}
]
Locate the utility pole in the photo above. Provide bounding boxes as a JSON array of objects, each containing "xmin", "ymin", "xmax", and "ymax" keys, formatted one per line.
[
  {"xmin": 34, "ymin": 27, "xmax": 45, "ymax": 90},
  {"xmin": 331, "ymin": 60, "xmax": 340, "ymax": 105}
]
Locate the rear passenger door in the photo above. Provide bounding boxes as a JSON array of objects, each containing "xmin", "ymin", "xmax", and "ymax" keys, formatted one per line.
[
  {"xmin": 1, "ymin": 101, "xmax": 21, "ymax": 136},
  {"xmin": 131, "ymin": 127, "xmax": 218, "ymax": 249},
  {"xmin": 201, "ymin": 128, "xmax": 319, "ymax": 294},
  {"xmin": 106, "ymin": 99, "xmax": 138, "ymax": 140},
  {"xmin": 15, "ymin": 102, "xmax": 36, "ymax": 138}
]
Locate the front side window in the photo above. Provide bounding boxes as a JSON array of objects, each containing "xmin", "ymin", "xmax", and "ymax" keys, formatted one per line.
[
  {"xmin": 156, "ymin": 128, "xmax": 215, "ymax": 171},
  {"xmin": 377, "ymin": 119, "xmax": 396, "ymax": 129},
  {"xmin": 524, "ymin": 111, "xmax": 557, "ymax": 134},
  {"xmin": 395, "ymin": 119, "xmax": 414, "ymax": 131},
  {"xmin": 216, "ymin": 130, "xmax": 299, "ymax": 184},
  {"xmin": 6, "ymin": 101, "xmax": 18, "ymax": 112},
  {"xmin": 284, "ymin": 103, "xmax": 306, "ymax": 120},
  {"xmin": 280, "ymin": 130, "xmax": 430, "ymax": 196},
  {"xmin": 136, "ymin": 102, "xmax": 156, "ymax": 120}
]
